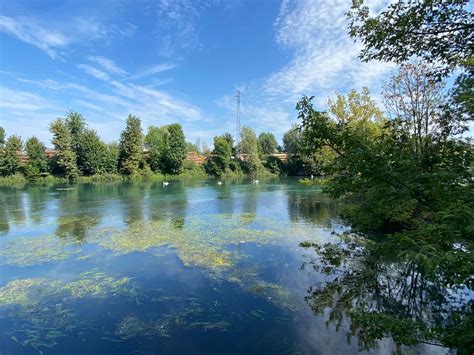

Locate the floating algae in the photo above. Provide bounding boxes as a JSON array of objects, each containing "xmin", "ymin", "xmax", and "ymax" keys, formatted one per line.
[
  {"xmin": 0, "ymin": 271, "xmax": 137, "ymax": 352},
  {"xmin": 0, "ymin": 234, "xmax": 82, "ymax": 267}
]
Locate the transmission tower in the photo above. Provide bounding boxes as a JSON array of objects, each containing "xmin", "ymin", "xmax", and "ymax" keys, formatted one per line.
[{"xmin": 235, "ymin": 90, "xmax": 241, "ymax": 154}]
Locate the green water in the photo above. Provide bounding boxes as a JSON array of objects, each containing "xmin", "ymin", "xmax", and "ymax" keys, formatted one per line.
[{"xmin": 0, "ymin": 178, "xmax": 447, "ymax": 354}]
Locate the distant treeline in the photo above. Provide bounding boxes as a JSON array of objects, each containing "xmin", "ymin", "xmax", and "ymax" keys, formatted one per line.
[{"xmin": 0, "ymin": 113, "xmax": 320, "ymax": 183}]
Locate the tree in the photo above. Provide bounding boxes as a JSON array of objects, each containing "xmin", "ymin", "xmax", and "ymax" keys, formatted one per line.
[
  {"xmin": 118, "ymin": 115, "xmax": 143, "ymax": 176},
  {"xmin": 347, "ymin": 0, "xmax": 473, "ymax": 72},
  {"xmin": 263, "ymin": 155, "xmax": 284, "ymax": 175},
  {"xmin": 283, "ymin": 125, "xmax": 317, "ymax": 175},
  {"xmin": 145, "ymin": 126, "xmax": 167, "ymax": 172},
  {"xmin": 24, "ymin": 137, "xmax": 49, "ymax": 181},
  {"xmin": 258, "ymin": 132, "xmax": 278, "ymax": 155},
  {"xmin": 65, "ymin": 111, "xmax": 86, "ymax": 153},
  {"xmin": 239, "ymin": 126, "xmax": 261, "ymax": 175},
  {"xmin": 104, "ymin": 142, "xmax": 119, "ymax": 173},
  {"xmin": 222, "ymin": 133, "xmax": 235, "ymax": 155},
  {"xmin": 0, "ymin": 135, "xmax": 22, "ymax": 176},
  {"xmin": 49, "ymin": 119, "xmax": 78, "ymax": 181},
  {"xmin": 0, "ymin": 127, "xmax": 5, "ymax": 147},
  {"xmin": 76, "ymin": 129, "xmax": 110, "ymax": 175},
  {"xmin": 347, "ymin": 0, "xmax": 473, "ymax": 124},
  {"xmin": 159, "ymin": 124, "xmax": 186, "ymax": 174},
  {"xmin": 204, "ymin": 135, "xmax": 232, "ymax": 176}
]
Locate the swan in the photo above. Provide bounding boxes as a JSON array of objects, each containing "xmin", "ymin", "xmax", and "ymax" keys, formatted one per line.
[
  {"xmin": 252, "ymin": 179, "xmax": 259, "ymax": 184},
  {"xmin": 217, "ymin": 181, "xmax": 223, "ymax": 185},
  {"xmin": 162, "ymin": 181, "xmax": 169, "ymax": 186}
]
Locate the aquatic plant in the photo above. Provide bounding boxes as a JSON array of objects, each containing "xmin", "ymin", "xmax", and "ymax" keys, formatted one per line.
[
  {"xmin": 0, "ymin": 234, "xmax": 82, "ymax": 267},
  {"xmin": 0, "ymin": 271, "xmax": 137, "ymax": 352}
]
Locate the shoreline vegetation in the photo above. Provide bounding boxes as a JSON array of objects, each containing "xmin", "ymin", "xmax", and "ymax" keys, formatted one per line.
[{"xmin": 0, "ymin": 111, "xmax": 315, "ymax": 186}]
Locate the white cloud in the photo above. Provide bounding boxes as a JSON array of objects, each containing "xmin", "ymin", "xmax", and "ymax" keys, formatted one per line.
[
  {"xmin": 77, "ymin": 64, "xmax": 111, "ymax": 81},
  {"xmin": 217, "ymin": 0, "xmax": 395, "ymax": 139},
  {"xmin": 266, "ymin": 0, "xmax": 394, "ymax": 105},
  {"xmin": 128, "ymin": 63, "xmax": 177, "ymax": 81},
  {"xmin": 0, "ymin": 86, "xmax": 56, "ymax": 111},
  {"xmin": 88, "ymin": 56, "xmax": 128, "ymax": 75},
  {"xmin": 0, "ymin": 16, "xmax": 69, "ymax": 59},
  {"xmin": 0, "ymin": 15, "xmax": 136, "ymax": 59}
]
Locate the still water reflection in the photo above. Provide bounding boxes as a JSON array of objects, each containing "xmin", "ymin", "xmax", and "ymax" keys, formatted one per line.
[{"xmin": 0, "ymin": 178, "xmax": 445, "ymax": 354}]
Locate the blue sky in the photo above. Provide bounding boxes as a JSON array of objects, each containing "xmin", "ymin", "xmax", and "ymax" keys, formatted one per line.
[{"xmin": 0, "ymin": 0, "xmax": 399, "ymax": 147}]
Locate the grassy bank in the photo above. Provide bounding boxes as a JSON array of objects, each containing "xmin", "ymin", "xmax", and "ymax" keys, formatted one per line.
[{"xmin": 0, "ymin": 166, "xmax": 280, "ymax": 187}]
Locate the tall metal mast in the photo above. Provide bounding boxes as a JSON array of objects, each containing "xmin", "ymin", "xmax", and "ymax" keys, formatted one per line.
[{"xmin": 235, "ymin": 90, "xmax": 241, "ymax": 153}]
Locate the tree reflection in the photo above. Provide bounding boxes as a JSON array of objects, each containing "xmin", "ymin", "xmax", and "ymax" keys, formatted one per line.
[
  {"xmin": 301, "ymin": 234, "xmax": 473, "ymax": 353},
  {"xmin": 287, "ymin": 189, "xmax": 339, "ymax": 226},
  {"xmin": 118, "ymin": 183, "xmax": 145, "ymax": 225},
  {"xmin": 146, "ymin": 181, "xmax": 188, "ymax": 223},
  {"xmin": 27, "ymin": 186, "xmax": 51, "ymax": 224},
  {"xmin": 55, "ymin": 185, "xmax": 103, "ymax": 242},
  {"xmin": 0, "ymin": 189, "xmax": 10, "ymax": 234},
  {"xmin": 0, "ymin": 188, "xmax": 27, "ymax": 230}
]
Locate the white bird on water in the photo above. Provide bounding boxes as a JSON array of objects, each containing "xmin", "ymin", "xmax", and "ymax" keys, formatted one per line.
[
  {"xmin": 162, "ymin": 181, "xmax": 169, "ymax": 186},
  {"xmin": 252, "ymin": 179, "xmax": 259, "ymax": 184},
  {"xmin": 217, "ymin": 181, "xmax": 223, "ymax": 185}
]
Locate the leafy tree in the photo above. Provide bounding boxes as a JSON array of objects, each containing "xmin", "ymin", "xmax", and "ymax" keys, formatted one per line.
[
  {"xmin": 347, "ymin": 0, "xmax": 473, "ymax": 72},
  {"xmin": 283, "ymin": 125, "xmax": 317, "ymax": 175},
  {"xmin": 297, "ymin": 72, "xmax": 472, "ymax": 351},
  {"xmin": 49, "ymin": 119, "xmax": 78, "ymax": 181},
  {"xmin": 118, "ymin": 115, "xmax": 144, "ymax": 176},
  {"xmin": 145, "ymin": 126, "xmax": 167, "ymax": 172},
  {"xmin": 239, "ymin": 126, "xmax": 261, "ymax": 175},
  {"xmin": 159, "ymin": 124, "xmax": 186, "ymax": 174},
  {"xmin": 204, "ymin": 135, "xmax": 232, "ymax": 176},
  {"xmin": 258, "ymin": 132, "xmax": 278, "ymax": 155},
  {"xmin": 347, "ymin": 0, "xmax": 473, "ymax": 125},
  {"xmin": 104, "ymin": 142, "xmax": 120, "ymax": 173},
  {"xmin": 65, "ymin": 111, "xmax": 86, "ymax": 153},
  {"xmin": 0, "ymin": 135, "xmax": 22, "ymax": 176},
  {"xmin": 222, "ymin": 133, "xmax": 235, "ymax": 155},
  {"xmin": 24, "ymin": 137, "xmax": 49, "ymax": 181},
  {"xmin": 263, "ymin": 155, "xmax": 284, "ymax": 175},
  {"xmin": 0, "ymin": 127, "xmax": 5, "ymax": 147},
  {"xmin": 76, "ymin": 129, "xmax": 110, "ymax": 175}
]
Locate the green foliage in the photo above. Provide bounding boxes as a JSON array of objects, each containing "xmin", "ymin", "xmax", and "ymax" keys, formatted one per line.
[
  {"xmin": 159, "ymin": 124, "xmax": 186, "ymax": 174},
  {"xmin": 49, "ymin": 119, "xmax": 79, "ymax": 181},
  {"xmin": 283, "ymin": 125, "xmax": 317, "ymax": 175},
  {"xmin": 0, "ymin": 135, "xmax": 22, "ymax": 176},
  {"xmin": 347, "ymin": 0, "xmax": 473, "ymax": 72},
  {"xmin": 65, "ymin": 111, "xmax": 86, "ymax": 153},
  {"xmin": 0, "ymin": 126, "xmax": 5, "ymax": 147},
  {"xmin": 76, "ymin": 129, "xmax": 111, "ymax": 175},
  {"xmin": 204, "ymin": 136, "xmax": 232, "ymax": 176},
  {"xmin": 240, "ymin": 126, "xmax": 261, "ymax": 175},
  {"xmin": 222, "ymin": 133, "xmax": 234, "ymax": 151},
  {"xmin": 263, "ymin": 155, "xmax": 284, "ymax": 175},
  {"xmin": 24, "ymin": 137, "xmax": 49, "ymax": 182},
  {"xmin": 118, "ymin": 115, "xmax": 144, "ymax": 176},
  {"xmin": 258, "ymin": 132, "xmax": 278, "ymax": 155},
  {"xmin": 145, "ymin": 126, "xmax": 167, "ymax": 171},
  {"xmin": 347, "ymin": 0, "xmax": 473, "ymax": 127},
  {"xmin": 104, "ymin": 142, "xmax": 119, "ymax": 173},
  {"xmin": 298, "ymin": 73, "xmax": 473, "ymax": 352}
]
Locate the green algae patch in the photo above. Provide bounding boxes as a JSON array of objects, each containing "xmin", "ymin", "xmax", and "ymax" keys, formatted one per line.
[
  {"xmin": 0, "ymin": 234, "xmax": 82, "ymax": 267},
  {"xmin": 0, "ymin": 271, "xmax": 138, "ymax": 352},
  {"xmin": 87, "ymin": 213, "xmax": 288, "ymax": 273}
]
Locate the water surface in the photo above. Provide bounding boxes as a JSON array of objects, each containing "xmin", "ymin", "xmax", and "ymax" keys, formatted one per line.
[{"xmin": 0, "ymin": 178, "xmax": 439, "ymax": 354}]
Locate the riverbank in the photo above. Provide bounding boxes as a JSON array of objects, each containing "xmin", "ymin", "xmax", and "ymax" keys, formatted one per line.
[{"xmin": 0, "ymin": 169, "xmax": 281, "ymax": 187}]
